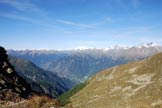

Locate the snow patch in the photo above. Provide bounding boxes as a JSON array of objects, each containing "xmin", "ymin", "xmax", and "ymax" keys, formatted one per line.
[{"xmin": 137, "ymin": 42, "xmax": 159, "ymax": 48}]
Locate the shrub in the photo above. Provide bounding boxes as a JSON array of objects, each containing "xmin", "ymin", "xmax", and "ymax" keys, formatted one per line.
[{"xmin": 58, "ymin": 82, "xmax": 87, "ymax": 106}]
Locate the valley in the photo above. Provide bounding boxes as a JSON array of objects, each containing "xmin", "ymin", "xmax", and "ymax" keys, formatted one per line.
[{"xmin": 8, "ymin": 43, "xmax": 162, "ymax": 84}]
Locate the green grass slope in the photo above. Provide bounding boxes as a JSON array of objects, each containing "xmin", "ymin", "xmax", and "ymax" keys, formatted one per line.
[
  {"xmin": 69, "ymin": 52, "xmax": 162, "ymax": 108},
  {"xmin": 58, "ymin": 82, "xmax": 87, "ymax": 106}
]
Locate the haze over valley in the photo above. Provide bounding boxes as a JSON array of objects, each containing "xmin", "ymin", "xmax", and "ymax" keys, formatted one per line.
[{"xmin": 7, "ymin": 43, "xmax": 162, "ymax": 84}]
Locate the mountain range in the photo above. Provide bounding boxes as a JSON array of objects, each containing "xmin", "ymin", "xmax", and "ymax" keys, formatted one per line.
[
  {"xmin": 8, "ymin": 43, "xmax": 162, "ymax": 84},
  {"xmin": 1, "ymin": 43, "xmax": 162, "ymax": 108},
  {"xmin": 9, "ymin": 56, "xmax": 74, "ymax": 98}
]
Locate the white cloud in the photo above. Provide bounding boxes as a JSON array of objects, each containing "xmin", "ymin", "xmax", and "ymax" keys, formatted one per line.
[
  {"xmin": 0, "ymin": 0, "xmax": 41, "ymax": 12},
  {"xmin": 0, "ymin": 12, "xmax": 35, "ymax": 22},
  {"xmin": 56, "ymin": 20, "xmax": 75, "ymax": 25},
  {"xmin": 56, "ymin": 16, "xmax": 116, "ymax": 29},
  {"xmin": 0, "ymin": 12, "xmax": 56, "ymax": 29},
  {"xmin": 56, "ymin": 19, "xmax": 95, "ymax": 29},
  {"xmin": 0, "ymin": 0, "xmax": 53, "ymax": 29},
  {"xmin": 0, "ymin": 0, "xmax": 48, "ymax": 20}
]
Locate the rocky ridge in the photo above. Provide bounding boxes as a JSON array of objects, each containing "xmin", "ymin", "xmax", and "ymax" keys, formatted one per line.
[
  {"xmin": 0, "ymin": 47, "xmax": 61, "ymax": 108},
  {"xmin": 0, "ymin": 46, "xmax": 31, "ymax": 102}
]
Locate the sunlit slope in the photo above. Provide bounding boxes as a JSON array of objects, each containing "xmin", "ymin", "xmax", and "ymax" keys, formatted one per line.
[{"xmin": 69, "ymin": 52, "xmax": 162, "ymax": 108}]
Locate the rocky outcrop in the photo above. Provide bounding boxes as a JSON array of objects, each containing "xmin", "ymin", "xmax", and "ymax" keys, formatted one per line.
[{"xmin": 0, "ymin": 46, "xmax": 31, "ymax": 102}]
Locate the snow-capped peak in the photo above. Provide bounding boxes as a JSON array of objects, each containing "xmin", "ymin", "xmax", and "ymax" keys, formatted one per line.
[
  {"xmin": 111, "ymin": 45, "xmax": 130, "ymax": 50},
  {"xmin": 137, "ymin": 42, "xmax": 159, "ymax": 48},
  {"xmin": 74, "ymin": 46, "xmax": 95, "ymax": 50},
  {"xmin": 73, "ymin": 45, "xmax": 130, "ymax": 51}
]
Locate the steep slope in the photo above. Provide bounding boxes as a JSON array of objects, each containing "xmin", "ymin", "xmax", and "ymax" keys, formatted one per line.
[
  {"xmin": 0, "ymin": 95, "xmax": 60, "ymax": 108},
  {"xmin": 8, "ymin": 43, "xmax": 162, "ymax": 84},
  {"xmin": 0, "ymin": 46, "xmax": 62, "ymax": 108},
  {"xmin": 69, "ymin": 52, "xmax": 162, "ymax": 108},
  {"xmin": 9, "ymin": 56, "xmax": 74, "ymax": 98},
  {"xmin": 0, "ymin": 47, "xmax": 31, "ymax": 101}
]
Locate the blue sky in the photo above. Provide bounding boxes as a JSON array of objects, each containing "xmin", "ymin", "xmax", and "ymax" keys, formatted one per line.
[{"xmin": 0, "ymin": 0, "xmax": 162, "ymax": 49}]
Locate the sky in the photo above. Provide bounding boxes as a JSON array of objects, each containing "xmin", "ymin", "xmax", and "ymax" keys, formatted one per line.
[{"xmin": 0, "ymin": 0, "xmax": 162, "ymax": 49}]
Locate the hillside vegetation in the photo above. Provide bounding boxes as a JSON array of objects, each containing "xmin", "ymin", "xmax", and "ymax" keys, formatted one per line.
[
  {"xmin": 69, "ymin": 52, "xmax": 162, "ymax": 108},
  {"xmin": 58, "ymin": 82, "xmax": 87, "ymax": 106}
]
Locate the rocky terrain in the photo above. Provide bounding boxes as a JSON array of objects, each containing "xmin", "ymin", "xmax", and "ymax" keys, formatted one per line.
[
  {"xmin": 68, "ymin": 52, "xmax": 162, "ymax": 108},
  {"xmin": 0, "ymin": 46, "xmax": 31, "ymax": 102},
  {"xmin": 0, "ymin": 46, "xmax": 61, "ymax": 108}
]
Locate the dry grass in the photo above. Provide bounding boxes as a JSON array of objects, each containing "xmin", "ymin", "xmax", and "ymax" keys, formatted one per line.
[
  {"xmin": 27, "ymin": 95, "xmax": 60, "ymax": 108},
  {"xmin": 0, "ymin": 95, "xmax": 60, "ymax": 108},
  {"xmin": 69, "ymin": 53, "xmax": 162, "ymax": 108}
]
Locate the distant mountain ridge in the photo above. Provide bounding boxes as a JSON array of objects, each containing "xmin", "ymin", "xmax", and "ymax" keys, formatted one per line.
[
  {"xmin": 8, "ymin": 43, "xmax": 162, "ymax": 84},
  {"xmin": 9, "ymin": 56, "xmax": 74, "ymax": 98}
]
